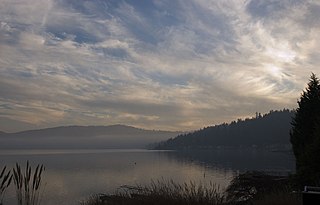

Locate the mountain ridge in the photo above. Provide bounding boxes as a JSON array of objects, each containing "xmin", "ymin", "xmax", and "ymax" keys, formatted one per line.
[
  {"xmin": 2, "ymin": 124, "xmax": 176, "ymax": 135},
  {"xmin": 0, "ymin": 125, "xmax": 181, "ymax": 149}
]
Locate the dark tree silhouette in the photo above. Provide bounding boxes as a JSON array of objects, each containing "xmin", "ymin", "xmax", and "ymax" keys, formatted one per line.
[
  {"xmin": 156, "ymin": 109, "xmax": 294, "ymax": 150},
  {"xmin": 290, "ymin": 73, "xmax": 320, "ymax": 186}
]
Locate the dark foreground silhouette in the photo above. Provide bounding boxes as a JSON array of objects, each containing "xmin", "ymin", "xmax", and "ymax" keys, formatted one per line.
[{"xmin": 81, "ymin": 172, "xmax": 301, "ymax": 205}]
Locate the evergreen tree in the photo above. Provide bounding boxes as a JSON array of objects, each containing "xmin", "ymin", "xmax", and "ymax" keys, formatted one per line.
[
  {"xmin": 155, "ymin": 109, "xmax": 294, "ymax": 150},
  {"xmin": 290, "ymin": 73, "xmax": 320, "ymax": 186}
]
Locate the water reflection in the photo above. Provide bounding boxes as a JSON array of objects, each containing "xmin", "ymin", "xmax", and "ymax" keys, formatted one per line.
[
  {"xmin": 165, "ymin": 149, "xmax": 295, "ymax": 174},
  {"xmin": 0, "ymin": 149, "xmax": 294, "ymax": 205}
]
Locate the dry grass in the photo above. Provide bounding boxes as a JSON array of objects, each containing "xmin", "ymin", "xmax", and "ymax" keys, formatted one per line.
[
  {"xmin": 81, "ymin": 179, "xmax": 225, "ymax": 205},
  {"xmin": 225, "ymin": 171, "xmax": 291, "ymax": 203},
  {"xmin": 82, "ymin": 172, "xmax": 303, "ymax": 205},
  {"xmin": 0, "ymin": 166, "xmax": 12, "ymax": 205},
  {"xmin": 12, "ymin": 161, "xmax": 45, "ymax": 205},
  {"xmin": 82, "ymin": 187, "xmax": 302, "ymax": 205}
]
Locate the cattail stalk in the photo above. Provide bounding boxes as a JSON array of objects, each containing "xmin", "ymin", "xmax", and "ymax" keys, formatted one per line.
[
  {"xmin": 0, "ymin": 166, "xmax": 13, "ymax": 205},
  {"xmin": 12, "ymin": 161, "xmax": 45, "ymax": 205}
]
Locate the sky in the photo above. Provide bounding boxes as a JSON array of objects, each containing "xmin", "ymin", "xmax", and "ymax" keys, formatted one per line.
[{"xmin": 0, "ymin": 0, "xmax": 320, "ymax": 132}]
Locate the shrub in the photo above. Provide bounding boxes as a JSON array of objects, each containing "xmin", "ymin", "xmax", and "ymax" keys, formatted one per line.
[{"xmin": 226, "ymin": 171, "xmax": 291, "ymax": 203}]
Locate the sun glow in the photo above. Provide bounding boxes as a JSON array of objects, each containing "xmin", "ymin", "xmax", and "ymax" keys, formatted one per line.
[
  {"xmin": 274, "ymin": 49, "xmax": 296, "ymax": 63},
  {"xmin": 266, "ymin": 64, "xmax": 282, "ymax": 77},
  {"xmin": 266, "ymin": 42, "xmax": 296, "ymax": 63}
]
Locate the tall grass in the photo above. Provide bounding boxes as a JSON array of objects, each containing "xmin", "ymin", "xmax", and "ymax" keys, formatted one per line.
[
  {"xmin": 82, "ymin": 179, "xmax": 225, "ymax": 205},
  {"xmin": 226, "ymin": 171, "xmax": 292, "ymax": 203},
  {"xmin": 12, "ymin": 161, "xmax": 45, "ymax": 205},
  {"xmin": 0, "ymin": 166, "xmax": 12, "ymax": 205},
  {"xmin": 82, "ymin": 172, "xmax": 303, "ymax": 205}
]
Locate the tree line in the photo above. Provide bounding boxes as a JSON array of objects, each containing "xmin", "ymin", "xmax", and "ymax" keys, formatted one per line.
[{"xmin": 155, "ymin": 109, "xmax": 294, "ymax": 150}]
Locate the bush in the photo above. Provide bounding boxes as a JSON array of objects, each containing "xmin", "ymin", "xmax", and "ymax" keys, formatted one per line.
[{"xmin": 226, "ymin": 171, "xmax": 291, "ymax": 203}]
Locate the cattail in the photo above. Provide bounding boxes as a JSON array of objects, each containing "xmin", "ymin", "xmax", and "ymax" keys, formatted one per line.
[
  {"xmin": 12, "ymin": 162, "xmax": 45, "ymax": 205},
  {"xmin": 1, "ymin": 166, "xmax": 13, "ymax": 205}
]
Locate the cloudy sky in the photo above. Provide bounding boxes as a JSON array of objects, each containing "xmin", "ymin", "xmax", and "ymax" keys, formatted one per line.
[{"xmin": 0, "ymin": 0, "xmax": 320, "ymax": 132}]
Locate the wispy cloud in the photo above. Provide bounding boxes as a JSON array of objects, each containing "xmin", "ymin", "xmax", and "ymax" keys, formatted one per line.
[{"xmin": 0, "ymin": 0, "xmax": 319, "ymax": 132}]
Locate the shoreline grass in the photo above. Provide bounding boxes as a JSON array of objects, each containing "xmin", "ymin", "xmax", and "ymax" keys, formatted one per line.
[
  {"xmin": 81, "ymin": 172, "xmax": 302, "ymax": 205},
  {"xmin": 0, "ymin": 164, "xmax": 304, "ymax": 205},
  {"xmin": 0, "ymin": 166, "xmax": 12, "ymax": 205},
  {"xmin": 12, "ymin": 161, "xmax": 45, "ymax": 205},
  {"xmin": 81, "ymin": 179, "xmax": 225, "ymax": 205}
]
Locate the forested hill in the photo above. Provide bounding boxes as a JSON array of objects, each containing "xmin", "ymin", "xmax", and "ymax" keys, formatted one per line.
[{"xmin": 155, "ymin": 109, "xmax": 295, "ymax": 150}]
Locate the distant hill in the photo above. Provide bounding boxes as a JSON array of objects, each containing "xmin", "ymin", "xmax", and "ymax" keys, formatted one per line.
[
  {"xmin": 155, "ymin": 109, "xmax": 295, "ymax": 150},
  {"xmin": 0, "ymin": 125, "xmax": 180, "ymax": 149}
]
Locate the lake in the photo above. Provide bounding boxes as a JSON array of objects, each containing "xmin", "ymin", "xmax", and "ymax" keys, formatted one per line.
[{"xmin": 0, "ymin": 149, "xmax": 295, "ymax": 205}]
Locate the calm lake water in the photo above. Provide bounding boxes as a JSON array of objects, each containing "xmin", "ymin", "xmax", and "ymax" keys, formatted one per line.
[{"xmin": 0, "ymin": 149, "xmax": 295, "ymax": 205}]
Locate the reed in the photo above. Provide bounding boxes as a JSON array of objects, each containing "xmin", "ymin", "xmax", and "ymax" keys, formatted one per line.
[
  {"xmin": 12, "ymin": 161, "xmax": 45, "ymax": 205},
  {"xmin": 82, "ymin": 179, "xmax": 225, "ymax": 205},
  {"xmin": 82, "ymin": 172, "xmax": 303, "ymax": 205},
  {"xmin": 0, "ymin": 166, "xmax": 12, "ymax": 205}
]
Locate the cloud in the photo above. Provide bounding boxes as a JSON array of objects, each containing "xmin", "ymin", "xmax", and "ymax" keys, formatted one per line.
[{"xmin": 0, "ymin": 0, "xmax": 319, "ymax": 132}]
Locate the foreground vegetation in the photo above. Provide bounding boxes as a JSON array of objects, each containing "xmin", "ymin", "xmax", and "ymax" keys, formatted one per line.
[
  {"xmin": 2, "ymin": 164, "xmax": 302, "ymax": 205},
  {"xmin": 81, "ymin": 172, "xmax": 302, "ymax": 205},
  {"xmin": 0, "ymin": 162, "xmax": 45, "ymax": 205},
  {"xmin": 82, "ymin": 180, "xmax": 224, "ymax": 205}
]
